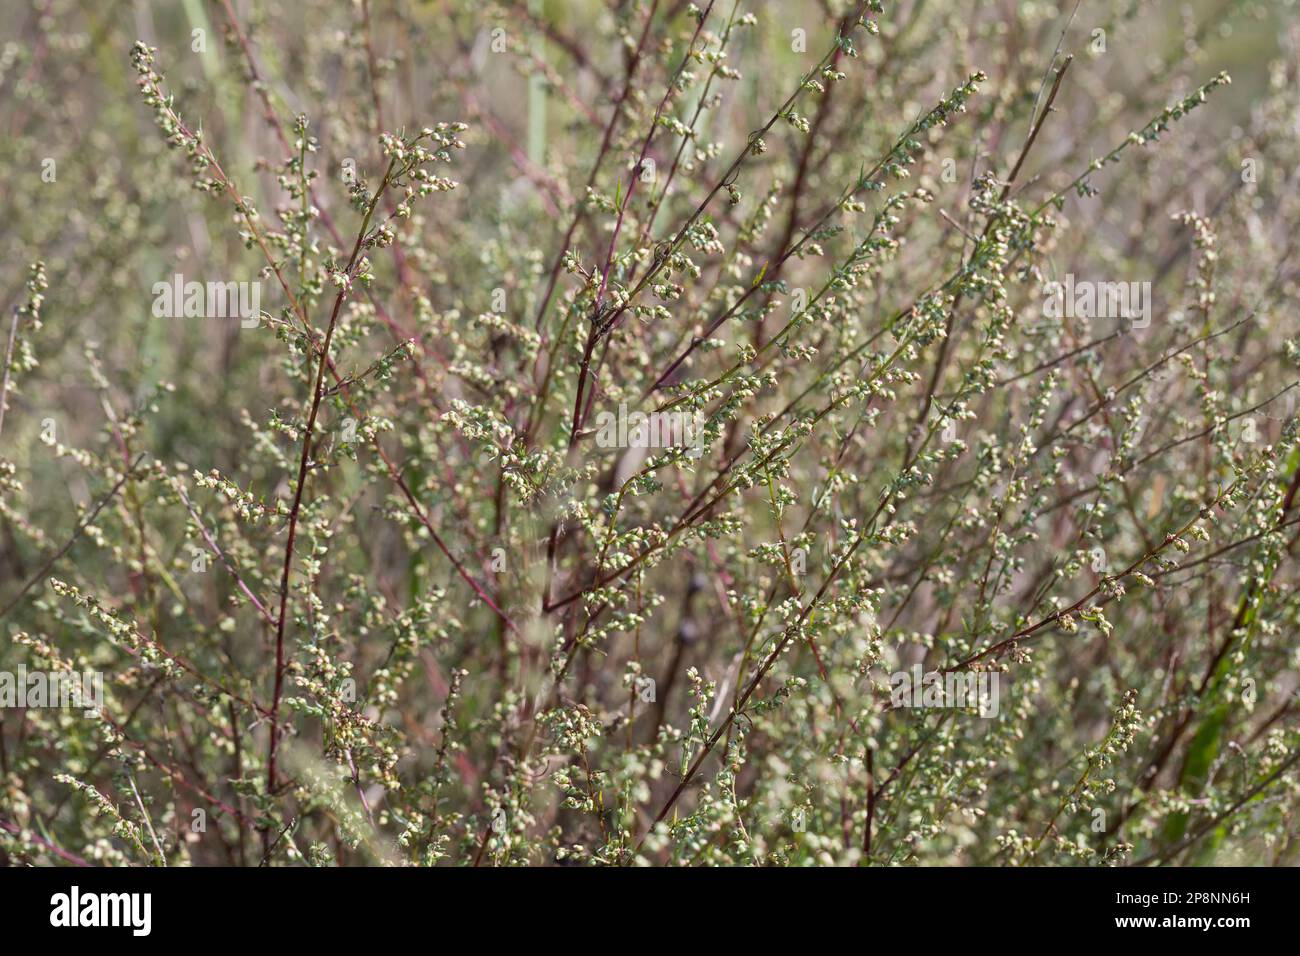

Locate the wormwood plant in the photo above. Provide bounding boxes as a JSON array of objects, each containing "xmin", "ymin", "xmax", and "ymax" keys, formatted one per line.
[{"xmin": 0, "ymin": 0, "xmax": 1298, "ymax": 867}]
